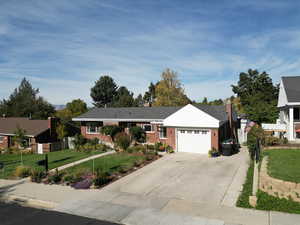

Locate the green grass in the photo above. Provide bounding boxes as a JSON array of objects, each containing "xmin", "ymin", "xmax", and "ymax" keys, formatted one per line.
[
  {"xmin": 236, "ymin": 160, "xmax": 254, "ymax": 208},
  {"xmin": 264, "ymin": 149, "xmax": 300, "ymax": 183},
  {"xmin": 64, "ymin": 152, "xmax": 146, "ymax": 175},
  {"xmin": 237, "ymin": 153, "xmax": 300, "ymax": 214},
  {"xmin": 0, "ymin": 149, "xmax": 104, "ymax": 179},
  {"xmin": 256, "ymin": 190, "xmax": 300, "ymax": 214}
]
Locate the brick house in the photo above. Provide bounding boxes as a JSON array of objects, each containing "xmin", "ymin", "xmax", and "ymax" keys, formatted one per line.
[
  {"xmin": 0, "ymin": 117, "xmax": 58, "ymax": 153},
  {"xmin": 73, "ymin": 103, "xmax": 238, "ymax": 154}
]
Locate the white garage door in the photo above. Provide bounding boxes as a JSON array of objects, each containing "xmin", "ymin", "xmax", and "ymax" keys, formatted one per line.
[{"xmin": 177, "ymin": 129, "xmax": 211, "ymax": 154}]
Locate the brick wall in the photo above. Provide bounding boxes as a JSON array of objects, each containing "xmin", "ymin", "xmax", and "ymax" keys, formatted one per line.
[
  {"xmin": 145, "ymin": 124, "xmax": 176, "ymax": 150},
  {"xmin": 211, "ymin": 128, "xmax": 219, "ymax": 150},
  {"xmin": 81, "ymin": 126, "xmax": 112, "ymax": 143}
]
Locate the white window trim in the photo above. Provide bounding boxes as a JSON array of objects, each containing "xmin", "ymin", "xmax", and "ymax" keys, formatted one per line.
[
  {"xmin": 159, "ymin": 127, "xmax": 167, "ymax": 139},
  {"xmin": 143, "ymin": 124, "xmax": 154, "ymax": 133},
  {"xmin": 86, "ymin": 123, "xmax": 101, "ymax": 134}
]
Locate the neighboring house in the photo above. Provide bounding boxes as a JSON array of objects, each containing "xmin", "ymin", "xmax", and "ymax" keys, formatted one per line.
[
  {"xmin": 72, "ymin": 103, "xmax": 238, "ymax": 154},
  {"xmin": 276, "ymin": 76, "xmax": 300, "ymax": 141},
  {"xmin": 0, "ymin": 117, "xmax": 58, "ymax": 153}
]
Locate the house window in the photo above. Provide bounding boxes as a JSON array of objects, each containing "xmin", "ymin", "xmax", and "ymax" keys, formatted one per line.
[
  {"xmin": 187, "ymin": 130, "xmax": 193, "ymax": 134},
  {"xmin": 294, "ymin": 108, "xmax": 300, "ymax": 120},
  {"xmin": 0, "ymin": 136, "xmax": 4, "ymax": 143},
  {"xmin": 180, "ymin": 130, "xmax": 185, "ymax": 134},
  {"xmin": 201, "ymin": 130, "xmax": 208, "ymax": 135},
  {"xmin": 194, "ymin": 130, "xmax": 200, "ymax": 134},
  {"xmin": 143, "ymin": 124, "xmax": 153, "ymax": 132},
  {"xmin": 159, "ymin": 127, "xmax": 167, "ymax": 139},
  {"xmin": 87, "ymin": 122, "xmax": 101, "ymax": 134}
]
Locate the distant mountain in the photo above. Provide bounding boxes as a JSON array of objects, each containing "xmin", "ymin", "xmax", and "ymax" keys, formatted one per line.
[{"xmin": 54, "ymin": 105, "xmax": 66, "ymax": 111}]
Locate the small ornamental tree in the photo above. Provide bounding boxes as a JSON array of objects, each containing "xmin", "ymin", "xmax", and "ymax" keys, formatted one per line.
[
  {"xmin": 13, "ymin": 126, "xmax": 27, "ymax": 149},
  {"xmin": 247, "ymin": 125, "xmax": 265, "ymax": 160},
  {"xmin": 129, "ymin": 126, "xmax": 146, "ymax": 143},
  {"xmin": 114, "ymin": 132, "xmax": 131, "ymax": 151},
  {"xmin": 100, "ymin": 125, "xmax": 123, "ymax": 141}
]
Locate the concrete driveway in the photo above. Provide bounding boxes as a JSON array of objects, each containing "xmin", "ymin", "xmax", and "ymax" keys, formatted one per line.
[{"xmin": 102, "ymin": 149, "xmax": 248, "ymax": 206}]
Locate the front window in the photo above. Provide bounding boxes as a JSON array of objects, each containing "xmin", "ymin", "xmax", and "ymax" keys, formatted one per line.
[
  {"xmin": 159, "ymin": 127, "xmax": 167, "ymax": 139},
  {"xmin": 143, "ymin": 124, "xmax": 153, "ymax": 132},
  {"xmin": 0, "ymin": 136, "xmax": 4, "ymax": 143},
  {"xmin": 294, "ymin": 108, "xmax": 300, "ymax": 120},
  {"xmin": 87, "ymin": 122, "xmax": 101, "ymax": 134}
]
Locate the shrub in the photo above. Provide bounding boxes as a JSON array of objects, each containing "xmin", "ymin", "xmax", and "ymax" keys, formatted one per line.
[
  {"xmin": 283, "ymin": 137, "xmax": 288, "ymax": 144},
  {"xmin": 134, "ymin": 158, "xmax": 144, "ymax": 167},
  {"xmin": 129, "ymin": 126, "xmax": 146, "ymax": 143},
  {"xmin": 15, "ymin": 165, "xmax": 32, "ymax": 178},
  {"xmin": 88, "ymin": 138, "xmax": 99, "ymax": 146},
  {"xmin": 264, "ymin": 136, "xmax": 281, "ymax": 146},
  {"xmin": 62, "ymin": 174, "xmax": 75, "ymax": 184},
  {"xmin": 47, "ymin": 169, "xmax": 64, "ymax": 184},
  {"xmin": 166, "ymin": 145, "xmax": 174, "ymax": 153},
  {"xmin": 30, "ymin": 168, "xmax": 46, "ymax": 183},
  {"xmin": 73, "ymin": 134, "xmax": 87, "ymax": 150},
  {"xmin": 154, "ymin": 142, "xmax": 164, "ymax": 151},
  {"xmin": 126, "ymin": 145, "xmax": 146, "ymax": 154},
  {"xmin": 247, "ymin": 125, "xmax": 264, "ymax": 160},
  {"xmin": 101, "ymin": 125, "xmax": 123, "ymax": 140},
  {"xmin": 93, "ymin": 169, "xmax": 112, "ymax": 187},
  {"xmin": 115, "ymin": 132, "xmax": 131, "ymax": 150}
]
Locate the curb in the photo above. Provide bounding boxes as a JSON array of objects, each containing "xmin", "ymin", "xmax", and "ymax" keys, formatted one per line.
[{"xmin": 1, "ymin": 194, "xmax": 58, "ymax": 209}]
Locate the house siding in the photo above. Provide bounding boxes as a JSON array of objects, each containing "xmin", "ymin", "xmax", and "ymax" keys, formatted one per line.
[
  {"xmin": 211, "ymin": 128, "xmax": 219, "ymax": 150},
  {"xmin": 81, "ymin": 126, "xmax": 112, "ymax": 143}
]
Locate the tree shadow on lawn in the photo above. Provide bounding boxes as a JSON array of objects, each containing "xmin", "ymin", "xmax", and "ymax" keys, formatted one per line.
[{"xmin": 51, "ymin": 157, "xmax": 73, "ymax": 164}]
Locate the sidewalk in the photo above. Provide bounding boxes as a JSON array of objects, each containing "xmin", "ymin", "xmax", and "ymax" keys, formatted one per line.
[{"xmin": 49, "ymin": 150, "xmax": 115, "ymax": 172}]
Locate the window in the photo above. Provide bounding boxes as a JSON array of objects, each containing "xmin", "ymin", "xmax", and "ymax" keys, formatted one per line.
[
  {"xmin": 180, "ymin": 130, "xmax": 185, "ymax": 134},
  {"xmin": 0, "ymin": 136, "xmax": 4, "ymax": 143},
  {"xmin": 87, "ymin": 122, "xmax": 101, "ymax": 134},
  {"xmin": 143, "ymin": 124, "xmax": 153, "ymax": 132},
  {"xmin": 294, "ymin": 108, "xmax": 300, "ymax": 120},
  {"xmin": 187, "ymin": 130, "xmax": 193, "ymax": 134},
  {"xmin": 159, "ymin": 127, "xmax": 167, "ymax": 139},
  {"xmin": 194, "ymin": 130, "xmax": 200, "ymax": 134},
  {"xmin": 201, "ymin": 130, "xmax": 208, "ymax": 134}
]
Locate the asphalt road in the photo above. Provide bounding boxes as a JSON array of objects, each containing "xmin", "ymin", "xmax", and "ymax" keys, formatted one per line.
[{"xmin": 0, "ymin": 202, "xmax": 121, "ymax": 225}]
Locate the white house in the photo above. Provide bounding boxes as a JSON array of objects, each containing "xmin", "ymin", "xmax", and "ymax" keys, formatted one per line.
[{"xmin": 276, "ymin": 76, "xmax": 300, "ymax": 141}]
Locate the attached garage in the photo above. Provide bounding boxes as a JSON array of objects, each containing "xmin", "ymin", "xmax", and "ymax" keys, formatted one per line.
[{"xmin": 177, "ymin": 129, "xmax": 211, "ymax": 154}]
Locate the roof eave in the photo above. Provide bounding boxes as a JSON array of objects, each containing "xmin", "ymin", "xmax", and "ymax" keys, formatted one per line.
[{"xmin": 72, "ymin": 118, "xmax": 164, "ymax": 122}]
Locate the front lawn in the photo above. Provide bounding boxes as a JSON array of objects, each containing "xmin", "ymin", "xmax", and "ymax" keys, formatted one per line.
[
  {"xmin": 237, "ymin": 150, "xmax": 300, "ymax": 214},
  {"xmin": 64, "ymin": 152, "xmax": 146, "ymax": 175},
  {"xmin": 0, "ymin": 149, "xmax": 105, "ymax": 179},
  {"xmin": 265, "ymin": 149, "xmax": 300, "ymax": 183}
]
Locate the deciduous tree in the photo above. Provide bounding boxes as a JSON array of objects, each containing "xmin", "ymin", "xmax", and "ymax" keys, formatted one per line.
[
  {"xmin": 153, "ymin": 68, "xmax": 191, "ymax": 106},
  {"xmin": 232, "ymin": 69, "xmax": 279, "ymax": 123}
]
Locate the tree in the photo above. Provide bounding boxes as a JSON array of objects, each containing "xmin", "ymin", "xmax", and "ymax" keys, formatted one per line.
[
  {"xmin": 56, "ymin": 123, "xmax": 67, "ymax": 141},
  {"xmin": 153, "ymin": 68, "xmax": 191, "ymax": 106},
  {"xmin": 202, "ymin": 97, "xmax": 208, "ymax": 104},
  {"xmin": 134, "ymin": 94, "xmax": 144, "ymax": 107},
  {"xmin": 232, "ymin": 69, "xmax": 279, "ymax": 124},
  {"xmin": 13, "ymin": 126, "xmax": 27, "ymax": 149},
  {"xmin": 112, "ymin": 86, "xmax": 135, "ymax": 107},
  {"xmin": 90, "ymin": 76, "xmax": 118, "ymax": 107},
  {"xmin": 56, "ymin": 99, "xmax": 87, "ymax": 123},
  {"xmin": 0, "ymin": 78, "xmax": 55, "ymax": 119},
  {"xmin": 143, "ymin": 82, "xmax": 156, "ymax": 105}
]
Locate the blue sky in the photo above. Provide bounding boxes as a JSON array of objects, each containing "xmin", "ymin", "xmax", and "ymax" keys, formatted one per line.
[{"xmin": 1, "ymin": 0, "xmax": 300, "ymax": 105}]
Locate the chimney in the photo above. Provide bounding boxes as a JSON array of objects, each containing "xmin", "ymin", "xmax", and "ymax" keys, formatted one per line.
[
  {"xmin": 226, "ymin": 100, "xmax": 233, "ymax": 138},
  {"xmin": 48, "ymin": 117, "xmax": 58, "ymax": 139}
]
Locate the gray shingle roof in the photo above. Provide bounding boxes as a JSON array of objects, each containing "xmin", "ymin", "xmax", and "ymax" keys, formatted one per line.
[
  {"xmin": 74, "ymin": 104, "xmax": 229, "ymax": 122},
  {"xmin": 282, "ymin": 76, "xmax": 300, "ymax": 102},
  {"xmin": 75, "ymin": 106, "xmax": 181, "ymax": 120}
]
